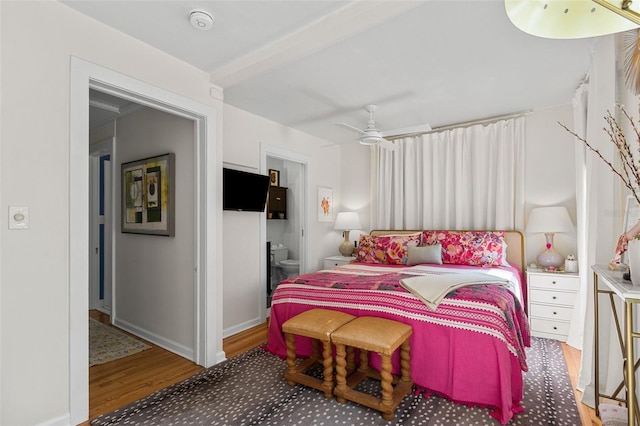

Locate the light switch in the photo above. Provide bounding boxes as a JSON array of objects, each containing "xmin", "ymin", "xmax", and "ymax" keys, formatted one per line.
[{"xmin": 9, "ymin": 206, "xmax": 29, "ymax": 230}]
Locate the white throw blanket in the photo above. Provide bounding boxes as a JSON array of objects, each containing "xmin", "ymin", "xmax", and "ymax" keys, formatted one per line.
[{"xmin": 400, "ymin": 271, "xmax": 510, "ymax": 310}]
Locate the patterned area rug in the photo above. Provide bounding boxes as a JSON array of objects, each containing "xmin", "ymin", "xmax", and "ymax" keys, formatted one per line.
[
  {"xmin": 91, "ymin": 337, "xmax": 579, "ymax": 425},
  {"xmin": 89, "ymin": 318, "xmax": 151, "ymax": 366}
]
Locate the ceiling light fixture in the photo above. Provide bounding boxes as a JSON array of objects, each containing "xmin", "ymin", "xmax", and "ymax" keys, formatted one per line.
[
  {"xmin": 504, "ymin": 0, "xmax": 638, "ymax": 39},
  {"xmin": 505, "ymin": 0, "xmax": 640, "ymax": 94},
  {"xmin": 189, "ymin": 10, "xmax": 214, "ymax": 31},
  {"xmin": 592, "ymin": 0, "xmax": 640, "ymax": 25}
]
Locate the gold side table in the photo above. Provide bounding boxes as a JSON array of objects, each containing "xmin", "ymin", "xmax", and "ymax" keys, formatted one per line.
[{"xmin": 593, "ymin": 264, "xmax": 640, "ymax": 426}]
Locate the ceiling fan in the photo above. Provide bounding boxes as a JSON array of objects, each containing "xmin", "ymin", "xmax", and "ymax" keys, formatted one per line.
[{"xmin": 335, "ymin": 104, "xmax": 431, "ymax": 150}]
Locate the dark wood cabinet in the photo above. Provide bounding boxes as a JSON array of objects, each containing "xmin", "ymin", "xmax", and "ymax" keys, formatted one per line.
[{"xmin": 268, "ymin": 186, "xmax": 287, "ymax": 219}]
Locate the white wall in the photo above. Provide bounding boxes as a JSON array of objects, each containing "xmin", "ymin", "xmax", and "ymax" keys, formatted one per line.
[
  {"xmin": 339, "ymin": 141, "xmax": 372, "ymax": 229},
  {"xmin": 222, "ymin": 104, "xmax": 342, "ymax": 334},
  {"xmin": 0, "ymin": 2, "xmax": 223, "ymax": 425},
  {"xmin": 524, "ymin": 105, "xmax": 579, "ymax": 266},
  {"xmin": 115, "ymin": 107, "xmax": 196, "ymax": 358}
]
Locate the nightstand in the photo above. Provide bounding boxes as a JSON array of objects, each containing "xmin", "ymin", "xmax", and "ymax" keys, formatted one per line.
[
  {"xmin": 526, "ymin": 270, "xmax": 579, "ymax": 341},
  {"xmin": 324, "ymin": 256, "xmax": 355, "ymax": 269}
]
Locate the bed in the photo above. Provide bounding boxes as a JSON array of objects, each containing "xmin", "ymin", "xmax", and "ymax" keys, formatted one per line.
[{"xmin": 264, "ymin": 230, "xmax": 530, "ymax": 424}]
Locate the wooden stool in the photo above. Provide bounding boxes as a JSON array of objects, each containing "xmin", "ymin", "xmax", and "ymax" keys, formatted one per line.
[
  {"xmin": 331, "ymin": 316, "xmax": 413, "ymax": 421},
  {"xmin": 282, "ymin": 308, "xmax": 356, "ymax": 398}
]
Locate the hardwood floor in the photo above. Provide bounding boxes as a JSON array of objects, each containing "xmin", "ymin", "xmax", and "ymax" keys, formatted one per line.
[
  {"xmin": 83, "ymin": 311, "xmax": 268, "ymax": 425},
  {"xmin": 85, "ymin": 311, "xmax": 600, "ymax": 425},
  {"xmin": 561, "ymin": 342, "xmax": 602, "ymax": 426}
]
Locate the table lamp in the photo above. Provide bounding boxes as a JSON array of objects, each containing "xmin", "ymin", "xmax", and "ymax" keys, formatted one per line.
[
  {"xmin": 526, "ymin": 206, "xmax": 575, "ymax": 268},
  {"xmin": 334, "ymin": 212, "xmax": 361, "ymax": 257}
]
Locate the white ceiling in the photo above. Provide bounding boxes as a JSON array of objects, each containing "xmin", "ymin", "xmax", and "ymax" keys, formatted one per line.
[{"xmin": 62, "ymin": 0, "xmax": 599, "ymax": 144}]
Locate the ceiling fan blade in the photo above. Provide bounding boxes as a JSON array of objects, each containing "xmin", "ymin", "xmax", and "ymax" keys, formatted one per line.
[
  {"xmin": 335, "ymin": 122, "xmax": 365, "ymax": 134},
  {"xmin": 379, "ymin": 123, "xmax": 432, "ymax": 138},
  {"xmin": 379, "ymin": 138, "xmax": 397, "ymax": 151},
  {"xmin": 288, "ymin": 90, "xmax": 414, "ymax": 126}
]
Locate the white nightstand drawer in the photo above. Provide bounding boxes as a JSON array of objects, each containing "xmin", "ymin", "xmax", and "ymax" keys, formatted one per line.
[
  {"xmin": 528, "ymin": 274, "xmax": 578, "ymax": 292},
  {"xmin": 324, "ymin": 256, "xmax": 354, "ymax": 269},
  {"xmin": 529, "ymin": 303, "xmax": 573, "ymax": 321},
  {"xmin": 530, "ymin": 288, "xmax": 576, "ymax": 306},
  {"xmin": 530, "ymin": 317, "xmax": 570, "ymax": 337}
]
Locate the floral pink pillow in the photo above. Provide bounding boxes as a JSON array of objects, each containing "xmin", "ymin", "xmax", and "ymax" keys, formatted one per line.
[
  {"xmin": 357, "ymin": 233, "xmax": 422, "ymax": 265},
  {"xmin": 357, "ymin": 234, "xmax": 379, "ymax": 263},
  {"xmin": 421, "ymin": 230, "xmax": 506, "ymax": 267}
]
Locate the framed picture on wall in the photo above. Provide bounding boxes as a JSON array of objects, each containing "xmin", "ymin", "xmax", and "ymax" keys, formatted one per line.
[
  {"xmin": 623, "ymin": 195, "xmax": 640, "ymax": 234},
  {"xmin": 269, "ymin": 169, "xmax": 280, "ymax": 186},
  {"xmin": 318, "ymin": 186, "xmax": 333, "ymax": 222},
  {"xmin": 622, "ymin": 194, "xmax": 640, "ymax": 264},
  {"xmin": 121, "ymin": 153, "xmax": 175, "ymax": 236}
]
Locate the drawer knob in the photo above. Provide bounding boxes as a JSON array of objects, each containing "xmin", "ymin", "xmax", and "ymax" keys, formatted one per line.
[
  {"xmin": 552, "ymin": 281, "xmax": 557, "ymax": 284},
  {"xmin": 552, "ymin": 296, "xmax": 557, "ymax": 300},
  {"xmin": 553, "ymin": 311, "xmax": 557, "ymax": 315},
  {"xmin": 553, "ymin": 326, "xmax": 558, "ymax": 330}
]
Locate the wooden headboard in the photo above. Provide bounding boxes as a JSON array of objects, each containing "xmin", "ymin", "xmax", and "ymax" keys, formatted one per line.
[{"xmin": 369, "ymin": 230, "xmax": 525, "ymax": 272}]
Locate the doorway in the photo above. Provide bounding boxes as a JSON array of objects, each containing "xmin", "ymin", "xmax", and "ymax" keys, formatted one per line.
[
  {"xmin": 260, "ymin": 144, "xmax": 309, "ymax": 320},
  {"xmin": 69, "ymin": 57, "xmax": 222, "ymax": 424}
]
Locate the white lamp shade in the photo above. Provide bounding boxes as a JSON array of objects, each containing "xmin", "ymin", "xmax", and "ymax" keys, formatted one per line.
[
  {"xmin": 526, "ymin": 206, "xmax": 575, "ymax": 233},
  {"xmin": 505, "ymin": 0, "xmax": 639, "ymax": 39},
  {"xmin": 334, "ymin": 212, "xmax": 361, "ymax": 231}
]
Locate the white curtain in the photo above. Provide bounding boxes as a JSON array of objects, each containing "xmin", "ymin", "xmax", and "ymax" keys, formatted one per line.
[
  {"xmin": 371, "ymin": 118, "xmax": 525, "ymax": 231},
  {"xmin": 575, "ymin": 35, "xmax": 626, "ymax": 408},
  {"xmin": 566, "ymin": 80, "xmax": 589, "ymax": 351}
]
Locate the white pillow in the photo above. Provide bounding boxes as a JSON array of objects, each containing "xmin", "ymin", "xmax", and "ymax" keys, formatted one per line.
[
  {"xmin": 502, "ymin": 241, "xmax": 511, "ymax": 267},
  {"xmin": 407, "ymin": 244, "xmax": 442, "ymax": 266}
]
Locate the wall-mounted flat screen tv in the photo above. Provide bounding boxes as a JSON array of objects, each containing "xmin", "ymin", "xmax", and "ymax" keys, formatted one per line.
[{"xmin": 223, "ymin": 167, "xmax": 270, "ymax": 212}]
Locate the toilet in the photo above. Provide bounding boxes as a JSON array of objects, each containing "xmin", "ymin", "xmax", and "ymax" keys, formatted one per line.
[
  {"xmin": 271, "ymin": 245, "xmax": 300, "ymax": 281},
  {"xmin": 278, "ymin": 259, "xmax": 300, "ymax": 279}
]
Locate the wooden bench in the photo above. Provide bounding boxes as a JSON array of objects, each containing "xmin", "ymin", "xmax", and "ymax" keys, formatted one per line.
[
  {"xmin": 282, "ymin": 308, "xmax": 356, "ymax": 398},
  {"xmin": 331, "ymin": 316, "xmax": 413, "ymax": 421}
]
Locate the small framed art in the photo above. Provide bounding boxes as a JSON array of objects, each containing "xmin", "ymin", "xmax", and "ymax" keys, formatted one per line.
[
  {"xmin": 318, "ymin": 186, "xmax": 333, "ymax": 222},
  {"xmin": 622, "ymin": 194, "xmax": 640, "ymax": 264},
  {"xmin": 269, "ymin": 169, "xmax": 280, "ymax": 187},
  {"xmin": 623, "ymin": 194, "xmax": 640, "ymax": 237},
  {"xmin": 121, "ymin": 153, "xmax": 175, "ymax": 236}
]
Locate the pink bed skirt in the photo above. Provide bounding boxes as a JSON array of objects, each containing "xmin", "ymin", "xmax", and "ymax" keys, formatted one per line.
[{"xmin": 265, "ymin": 300, "xmax": 525, "ymax": 424}]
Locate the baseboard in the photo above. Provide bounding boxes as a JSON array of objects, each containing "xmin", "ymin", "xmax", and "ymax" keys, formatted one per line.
[
  {"xmin": 113, "ymin": 317, "xmax": 195, "ymax": 361},
  {"xmin": 96, "ymin": 306, "xmax": 111, "ymax": 316},
  {"xmin": 35, "ymin": 413, "xmax": 70, "ymax": 426},
  {"xmin": 223, "ymin": 317, "xmax": 263, "ymax": 339}
]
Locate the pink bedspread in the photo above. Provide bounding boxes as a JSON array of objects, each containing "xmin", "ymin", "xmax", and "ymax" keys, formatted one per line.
[{"xmin": 264, "ymin": 262, "xmax": 530, "ymax": 424}]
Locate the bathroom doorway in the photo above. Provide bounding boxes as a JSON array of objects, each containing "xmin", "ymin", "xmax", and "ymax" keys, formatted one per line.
[{"xmin": 260, "ymin": 145, "xmax": 309, "ymax": 317}]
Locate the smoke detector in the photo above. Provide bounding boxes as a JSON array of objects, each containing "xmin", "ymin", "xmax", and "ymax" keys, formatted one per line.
[{"xmin": 189, "ymin": 10, "xmax": 214, "ymax": 31}]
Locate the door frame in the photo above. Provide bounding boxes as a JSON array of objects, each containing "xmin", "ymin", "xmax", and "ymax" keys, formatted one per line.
[
  {"xmin": 69, "ymin": 57, "xmax": 222, "ymax": 424},
  {"xmin": 89, "ymin": 138, "xmax": 114, "ymax": 314}
]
